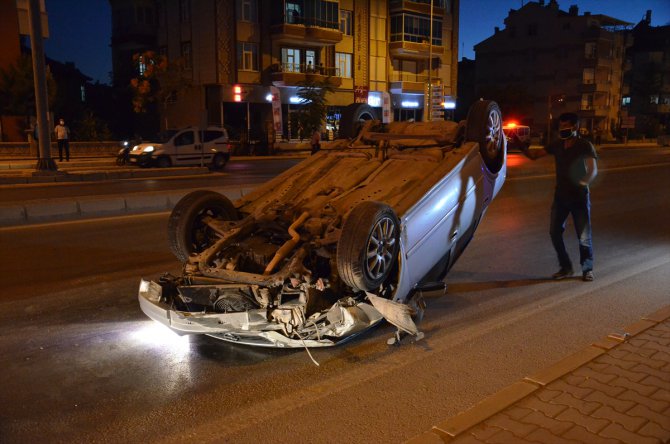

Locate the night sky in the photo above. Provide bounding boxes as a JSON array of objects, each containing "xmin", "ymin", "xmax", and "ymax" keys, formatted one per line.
[{"xmin": 42, "ymin": 0, "xmax": 670, "ymax": 85}]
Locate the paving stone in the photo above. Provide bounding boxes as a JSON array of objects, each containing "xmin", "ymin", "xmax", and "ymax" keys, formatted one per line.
[
  {"xmin": 630, "ymin": 363, "xmax": 670, "ymax": 384},
  {"xmin": 617, "ymin": 343, "xmax": 658, "ymax": 359},
  {"xmin": 594, "ymin": 353, "xmax": 639, "ymax": 370},
  {"xmin": 517, "ymin": 395, "xmax": 568, "ymax": 418},
  {"xmin": 469, "ymin": 424, "xmax": 501, "ymax": 441},
  {"xmin": 629, "ymin": 339, "xmax": 670, "ymax": 355},
  {"xmin": 610, "ymin": 377, "xmax": 659, "ymax": 397},
  {"xmin": 650, "ymin": 388, "xmax": 670, "ymax": 403},
  {"xmin": 627, "ymin": 404, "xmax": 670, "ymax": 432},
  {"xmin": 640, "ymin": 375, "xmax": 670, "ymax": 393},
  {"xmin": 448, "ymin": 433, "xmax": 481, "ymax": 443},
  {"xmin": 578, "ymin": 376, "xmax": 626, "ymax": 397},
  {"xmin": 504, "ymin": 406, "xmax": 534, "ymax": 421},
  {"xmin": 599, "ymin": 422, "xmax": 658, "ymax": 444},
  {"xmin": 638, "ymin": 420, "xmax": 670, "ymax": 441},
  {"xmin": 517, "ymin": 411, "xmax": 574, "ymax": 435},
  {"xmin": 598, "ymin": 363, "xmax": 649, "ymax": 383},
  {"xmin": 563, "ymin": 374, "xmax": 587, "ymax": 386},
  {"xmin": 584, "ymin": 390, "xmax": 636, "ymax": 413},
  {"xmin": 550, "ymin": 391, "xmax": 602, "ymax": 415},
  {"xmin": 574, "ymin": 365, "xmax": 619, "ymax": 384},
  {"xmin": 546, "ymin": 379, "xmax": 593, "ymax": 400},
  {"xmin": 555, "ymin": 407, "xmax": 611, "ymax": 433},
  {"xmin": 649, "ymin": 350, "xmax": 670, "ymax": 364},
  {"xmin": 562, "ymin": 424, "xmax": 620, "ymax": 444},
  {"xmin": 591, "ymin": 405, "xmax": 647, "ymax": 432},
  {"xmin": 535, "ymin": 389, "xmax": 562, "ymax": 402},
  {"xmin": 618, "ymin": 388, "xmax": 670, "ymax": 413},
  {"xmin": 524, "ymin": 428, "xmax": 580, "ymax": 444},
  {"xmin": 487, "ymin": 413, "xmax": 538, "ymax": 438},
  {"xmin": 486, "ymin": 430, "xmax": 540, "ymax": 444}
]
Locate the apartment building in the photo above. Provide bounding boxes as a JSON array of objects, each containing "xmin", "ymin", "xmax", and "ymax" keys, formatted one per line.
[
  {"xmin": 474, "ymin": 0, "xmax": 628, "ymax": 140},
  {"xmin": 622, "ymin": 11, "xmax": 670, "ymax": 137},
  {"xmin": 111, "ymin": 0, "xmax": 458, "ymax": 139}
]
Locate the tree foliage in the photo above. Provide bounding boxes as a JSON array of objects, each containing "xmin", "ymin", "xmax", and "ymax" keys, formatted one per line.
[
  {"xmin": 293, "ymin": 78, "xmax": 335, "ymax": 139},
  {"xmin": 130, "ymin": 51, "xmax": 191, "ymax": 129},
  {"xmin": 0, "ymin": 54, "xmax": 57, "ymax": 117}
]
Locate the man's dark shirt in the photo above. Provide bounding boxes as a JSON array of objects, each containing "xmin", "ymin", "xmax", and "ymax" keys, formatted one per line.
[{"xmin": 545, "ymin": 137, "xmax": 597, "ymax": 200}]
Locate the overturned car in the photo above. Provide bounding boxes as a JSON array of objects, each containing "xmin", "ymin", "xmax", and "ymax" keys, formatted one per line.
[{"xmin": 138, "ymin": 100, "xmax": 507, "ymax": 348}]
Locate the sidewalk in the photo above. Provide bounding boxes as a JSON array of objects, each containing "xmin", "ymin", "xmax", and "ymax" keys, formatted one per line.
[{"xmin": 408, "ymin": 306, "xmax": 670, "ymax": 443}]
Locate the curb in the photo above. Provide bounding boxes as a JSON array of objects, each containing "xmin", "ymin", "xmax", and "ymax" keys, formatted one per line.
[
  {"xmin": 0, "ymin": 185, "xmax": 257, "ymax": 226},
  {"xmin": 407, "ymin": 304, "xmax": 670, "ymax": 443}
]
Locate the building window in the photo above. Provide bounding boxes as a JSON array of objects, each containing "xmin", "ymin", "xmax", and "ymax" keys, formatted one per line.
[
  {"xmin": 281, "ymin": 48, "xmax": 301, "ymax": 72},
  {"xmin": 285, "ymin": 2, "xmax": 302, "ymax": 24},
  {"xmin": 181, "ymin": 41, "xmax": 192, "ymax": 69},
  {"xmin": 581, "ymin": 93, "xmax": 594, "ymax": 110},
  {"xmin": 237, "ymin": 42, "xmax": 258, "ymax": 71},
  {"xmin": 335, "ymin": 52, "xmax": 352, "ymax": 78},
  {"xmin": 312, "ymin": 0, "xmax": 339, "ymax": 29},
  {"xmin": 179, "ymin": 0, "xmax": 190, "ymax": 23},
  {"xmin": 621, "ymin": 96, "xmax": 630, "ymax": 106},
  {"xmin": 582, "ymin": 68, "xmax": 595, "ymax": 84},
  {"xmin": 585, "ymin": 42, "xmax": 597, "ymax": 59},
  {"xmin": 80, "ymin": 85, "xmax": 86, "ymax": 103},
  {"xmin": 236, "ymin": 0, "xmax": 257, "ymax": 22},
  {"xmin": 138, "ymin": 55, "xmax": 147, "ymax": 76},
  {"xmin": 340, "ymin": 9, "xmax": 352, "ymax": 35},
  {"xmin": 650, "ymin": 95, "xmax": 659, "ymax": 104},
  {"xmin": 390, "ymin": 13, "xmax": 442, "ymax": 46}
]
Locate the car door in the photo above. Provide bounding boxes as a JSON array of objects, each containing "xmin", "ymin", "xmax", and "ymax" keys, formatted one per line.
[{"xmin": 172, "ymin": 130, "xmax": 198, "ymax": 165}]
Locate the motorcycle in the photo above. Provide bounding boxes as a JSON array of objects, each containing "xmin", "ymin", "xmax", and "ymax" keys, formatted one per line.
[{"xmin": 116, "ymin": 137, "xmax": 141, "ymax": 165}]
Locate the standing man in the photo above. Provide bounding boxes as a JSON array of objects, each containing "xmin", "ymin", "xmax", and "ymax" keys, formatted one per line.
[
  {"xmin": 54, "ymin": 118, "xmax": 70, "ymax": 162},
  {"xmin": 310, "ymin": 128, "xmax": 321, "ymax": 155},
  {"xmin": 520, "ymin": 112, "xmax": 598, "ymax": 281}
]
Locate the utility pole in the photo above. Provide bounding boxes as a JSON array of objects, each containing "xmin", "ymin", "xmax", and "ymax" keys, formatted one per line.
[
  {"xmin": 27, "ymin": 0, "xmax": 57, "ymax": 172},
  {"xmin": 427, "ymin": 0, "xmax": 434, "ymax": 121}
]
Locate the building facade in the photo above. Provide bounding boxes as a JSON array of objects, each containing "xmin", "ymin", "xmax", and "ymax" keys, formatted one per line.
[
  {"xmin": 474, "ymin": 0, "xmax": 628, "ymax": 140},
  {"xmin": 621, "ymin": 11, "xmax": 670, "ymax": 138},
  {"xmin": 111, "ymin": 0, "xmax": 459, "ymax": 139}
]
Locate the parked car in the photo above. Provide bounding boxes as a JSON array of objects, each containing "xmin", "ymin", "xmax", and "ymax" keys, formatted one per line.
[
  {"xmin": 127, "ymin": 127, "xmax": 231, "ymax": 169},
  {"xmin": 502, "ymin": 122, "xmax": 531, "ymax": 151},
  {"xmin": 138, "ymin": 100, "xmax": 507, "ymax": 348}
]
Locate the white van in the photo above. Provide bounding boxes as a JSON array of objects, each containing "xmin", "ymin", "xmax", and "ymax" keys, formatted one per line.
[{"xmin": 128, "ymin": 127, "xmax": 231, "ymax": 169}]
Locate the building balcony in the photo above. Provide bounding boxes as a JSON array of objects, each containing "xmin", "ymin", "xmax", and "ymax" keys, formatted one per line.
[
  {"xmin": 579, "ymin": 105, "xmax": 610, "ymax": 117},
  {"xmin": 389, "ymin": 0, "xmax": 446, "ymax": 15},
  {"xmin": 389, "ymin": 40, "xmax": 444, "ymax": 59},
  {"xmin": 578, "ymin": 81, "xmax": 610, "ymax": 93},
  {"xmin": 270, "ymin": 63, "xmax": 342, "ymax": 87},
  {"xmin": 389, "ymin": 74, "xmax": 439, "ymax": 94},
  {"xmin": 270, "ymin": 18, "xmax": 342, "ymax": 46}
]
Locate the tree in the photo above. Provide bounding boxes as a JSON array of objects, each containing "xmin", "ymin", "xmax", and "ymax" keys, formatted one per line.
[
  {"xmin": 0, "ymin": 54, "xmax": 57, "ymax": 118},
  {"xmin": 130, "ymin": 51, "xmax": 191, "ymax": 129},
  {"xmin": 293, "ymin": 77, "xmax": 335, "ymax": 140},
  {"xmin": 74, "ymin": 110, "xmax": 112, "ymax": 141}
]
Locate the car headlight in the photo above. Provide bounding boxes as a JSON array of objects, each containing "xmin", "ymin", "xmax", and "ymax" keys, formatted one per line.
[
  {"xmin": 143, "ymin": 145, "xmax": 155, "ymax": 153},
  {"xmin": 133, "ymin": 145, "xmax": 139, "ymax": 151},
  {"xmin": 123, "ymin": 141, "xmax": 129, "ymax": 147}
]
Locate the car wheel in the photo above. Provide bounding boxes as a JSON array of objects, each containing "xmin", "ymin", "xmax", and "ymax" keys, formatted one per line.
[
  {"xmin": 168, "ymin": 190, "xmax": 238, "ymax": 263},
  {"xmin": 211, "ymin": 153, "xmax": 227, "ymax": 170},
  {"xmin": 337, "ymin": 201, "xmax": 400, "ymax": 292},
  {"xmin": 156, "ymin": 156, "xmax": 171, "ymax": 168},
  {"xmin": 466, "ymin": 100, "xmax": 504, "ymax": 173}
]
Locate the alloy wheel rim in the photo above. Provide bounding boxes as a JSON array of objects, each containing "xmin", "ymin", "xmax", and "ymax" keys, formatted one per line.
[
  {"xmin": 365, "ymin": 217, "xmax": 396, "ymax": 280},
  {"xmin": 486, "ymin": 109, "xmax": 502, "ymax": 158}
]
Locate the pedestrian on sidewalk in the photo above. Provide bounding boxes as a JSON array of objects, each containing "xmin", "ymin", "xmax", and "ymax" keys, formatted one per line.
[
  {"xmin": 310, "ymin": 128, "xmax": 321, "ymax": 155},
  {"xmin": 54, "ymin": 119, "xmax": 70, "ymax": 162},
  {"xmin": 520, "ymin": 112, "xmax": 598, "ymax": 282}
]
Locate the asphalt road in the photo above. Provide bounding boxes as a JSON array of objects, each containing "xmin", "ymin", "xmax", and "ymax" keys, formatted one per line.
[
  {"xmin": 0, "ymin": 158, "xmax": 303, "ymax": 203},
  {"xmin": 0, "ymin": 151, "xmax": 669, "ymax": 443}
]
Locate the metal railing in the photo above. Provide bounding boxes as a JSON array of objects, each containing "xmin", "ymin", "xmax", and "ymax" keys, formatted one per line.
[
  {"xmin": 273, "ymin": 62, "xmax": 340, "ymax": 77},
  {"xmin": 281, "ymin": 14, "xmax": 339, "ymax": 30}
]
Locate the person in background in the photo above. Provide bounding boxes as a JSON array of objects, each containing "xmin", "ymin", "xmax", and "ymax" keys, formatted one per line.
[
  {"xmin": 520, "ymin": 112, "xmax": 598, "ymax": 282},
  {"xmin": 310, "ymin": 128, "xmax": 321, "ymax": 155},
  {"xmin": 54, "ymin": 119, "xmax": 70, "ymax": 162}
]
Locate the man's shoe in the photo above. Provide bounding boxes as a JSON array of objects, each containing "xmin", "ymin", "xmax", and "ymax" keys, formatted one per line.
[
  {"xmin": 552, "ymin": 267, "xmax": 573, "ymax": 280},
  {"xmin": 583, "ymin": 271, "xmax": 594, "ymax": 282}
]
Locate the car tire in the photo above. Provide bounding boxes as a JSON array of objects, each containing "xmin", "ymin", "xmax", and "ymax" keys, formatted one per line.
[
  {"xmin": 211, "ymin": 153, "xmax": 227, "ymax": 170},
  {"xmin": 168, "ymin": 190, "xmax": 238, "ymax": 263},
  {"xmin": 337, "ymin": 201, "xmax": 400, "ymax": 292},
  {"xmin": 466, "ymin": 100, "xmax": 505, "ymax": 173},
  {"xmin": 156, "ymin": 156, "xmax": 171, "ymax": 168},
  {"xmin": 339, "ymin": 103, "xmax": 377, "ymax": 139}
]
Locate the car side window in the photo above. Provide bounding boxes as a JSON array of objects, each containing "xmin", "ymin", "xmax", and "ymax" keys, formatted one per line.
[
  {"xmin": 174, "ymin": 131, "xmax": 194, "ymax": 146},
  {"xmin": 203, "ymin": 130, "xmax": 224, "ymax": 142}
]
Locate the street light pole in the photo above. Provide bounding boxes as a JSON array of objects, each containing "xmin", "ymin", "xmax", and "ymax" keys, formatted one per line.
[
  {"xmin": 427, "ymin": 0, "xmax": 434, "ymax": 122},
  {"xmin": 27, "ymin": 0, "xmax": 57, "ymax": 172}
]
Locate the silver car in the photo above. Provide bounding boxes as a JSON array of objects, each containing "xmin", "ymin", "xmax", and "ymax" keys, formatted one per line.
[{"xmin": 138, "ymin": 100, "xmax": 507, "ymax": 348}]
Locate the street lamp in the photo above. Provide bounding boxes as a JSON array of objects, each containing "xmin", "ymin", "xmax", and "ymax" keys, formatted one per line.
[{"xmin": 546, "ymin": 93, "xmax": 565, "ymax": 143}]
